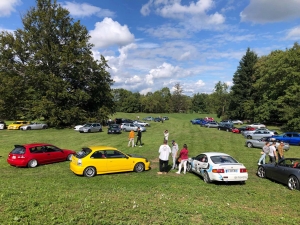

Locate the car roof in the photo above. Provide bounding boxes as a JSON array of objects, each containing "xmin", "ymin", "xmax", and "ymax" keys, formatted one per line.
[
  {"xmin": 18, "ymin": 143, "xmax": 53, "ymax": 148},
  {"xmin": 88, "ymin": 146, "xmax": 118, "ymax": 151},
  {"xmin": 200, "ymin": 152, "xmax": 230, "ymax": 157}
]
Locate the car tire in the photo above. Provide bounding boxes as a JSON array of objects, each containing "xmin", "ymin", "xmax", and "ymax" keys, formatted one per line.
[
  {"xmin": 134, "ymin": 163, "xmax": 145, "ymax": 172},
  {"xmin": 226, "ymin": 129, "xmax": 229, "ymax": 132},
  {"xmin": 247, "ymin": 142, "xmax": 253, "ymax": 148},
  {"xmin": 99, "ymin": 128, "xmax": 102, "ymax": 132},
  {"xmin": 83, "ymin": 166, "xmax": 96, "ymax": 177},
  {"xmin": 88, "ymin": 129, "xmax": 91, "ymax": 133},
  {"xmin": 27, "ymin": 127, "xmax": 31, "ymax": 130},
  {"xmin": 42, "ymin": 125, "xmax": 47, "ymax": 129},
  {"xmin": 247, "ymin": 135, "xmax": 252, "ymax": 139},
  {"xmin": 186, "ymin": 162, "xmax": 192, "ymax": 172},
  {"xmin": 257, "ymin": 166, "xmax": 266, "ymax": 178},
  {"xmin": 67, "ymin": 154, "xmax": 73, "ymax": 161},
  {"xmin": 288, "ymin": 175, "xmax": 300, "ymax": 190},
  {"xmin": 203, "ymin": 171, "xmax": 211, "ymax": 183},
  {"xmin": 28, "ymin": 159, "xmax": 38, "ymax": 168}
]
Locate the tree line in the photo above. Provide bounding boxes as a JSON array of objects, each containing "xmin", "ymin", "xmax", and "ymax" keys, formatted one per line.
[{"xmin": 0, "ymin": 0, "xmax": 299, "ymax": 130}]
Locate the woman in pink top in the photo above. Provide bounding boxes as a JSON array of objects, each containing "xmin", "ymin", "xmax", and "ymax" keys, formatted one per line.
[{"xmin": 176, "ymin": 144, "xmax": 189, "ymax": 174}]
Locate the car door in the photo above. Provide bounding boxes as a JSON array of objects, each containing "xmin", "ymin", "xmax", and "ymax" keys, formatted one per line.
[
  {"xmin": 269, "ymin": 159, "xmax": 293, "ymax": 184},
  {"xmin": 29, "ymin": 146, "xmax": 49, "ymax": 164},
  {"xmin": 193, "ymin": 154, "xmax": 208, "ymax": 173},
  {"xmin": 105, "ymin": 150, "xmax": 132, "ymax": 172},
  {"xmin": 44, "ymin": 145, "xmax": 66, "ymax": 162},
  {"xmin": 89, "ymin": 150, "xmax": 107, "ymax": 173},
  {"xmin": 291, "ymin": 133, "xmax": 300, "ymax": 145}
]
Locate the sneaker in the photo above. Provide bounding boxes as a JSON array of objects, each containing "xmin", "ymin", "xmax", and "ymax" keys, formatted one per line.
[
  {"xmin": 163, "ymin": 172, "xmax": 167, "ymax": 174},
  {"xmin": 176, "ymin": 171, "xmax": 180, "ymax": 174},
  {"xmin": 139, "ymin": 145, "xmax": 142, "ymax": 147},
  {"xmin": 258, "ymin": 163, "xmax": 261, "ymax": 166},
  {"xmin": 157, "ymin": 172, "xmax": 163, "ymax": 175},
  {"xmin": 134, "ymin": 145, "xmax": 136, "ymax": 147}
]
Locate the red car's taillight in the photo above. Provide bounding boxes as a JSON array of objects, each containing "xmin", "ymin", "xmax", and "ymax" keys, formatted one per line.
[
  {"xmin": 240, "ymin": 168, "xmax": 247, "ymax": 173},
  {"xmin": 212, "ymin": 169, "xmax": 224, "ymax": 173}
]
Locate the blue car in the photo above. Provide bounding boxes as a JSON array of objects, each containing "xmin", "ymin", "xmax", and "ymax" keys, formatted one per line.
[
  {"xmin": 191, "ymin": 118, "xmax": 202, "ymax": 125},
  {"xmin": 272, "ymin": 132, "xmax": 300, "ymax": 146}
]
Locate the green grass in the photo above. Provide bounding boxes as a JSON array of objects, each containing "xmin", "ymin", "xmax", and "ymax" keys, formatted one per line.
[{"xmin": 1, "ymin": 113, "xmax": 300, "ymax": 225}]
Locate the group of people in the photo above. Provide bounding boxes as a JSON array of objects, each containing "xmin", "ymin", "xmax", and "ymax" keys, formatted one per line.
[
  {"xmin": 157, "ymin": 130, "xmax": 189, "ymax": 174},
  {"xmin": 258, "ymin": 141, "xmax": 285, "ymax": 165},
  {"xmin": 127, "ymin": 127, "xmax": 142, "ymax": 147}
]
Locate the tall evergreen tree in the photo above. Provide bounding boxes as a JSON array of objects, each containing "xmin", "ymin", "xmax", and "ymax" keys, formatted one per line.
[
  {"xmin": 0, "ymin": 0, "xmax": 114, "ymax": 126},
  {"xmin": 228, "ymin": 48, "xmax": 258, "ymax": 119}
]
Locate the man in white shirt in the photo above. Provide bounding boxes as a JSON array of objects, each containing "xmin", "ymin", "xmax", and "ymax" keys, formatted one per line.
[
  {"xmin": 268, "ymin": 142, "xmax": 277, "ymax": 163},
  {"xmin": 158, "ymin": 140, "xmax": 171, "ymax": 174}
]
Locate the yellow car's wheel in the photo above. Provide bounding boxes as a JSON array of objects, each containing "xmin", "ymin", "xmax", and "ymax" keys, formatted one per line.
[
  {"xmin": 84, "ymin": 166, "xmax": 96, "ymax": 177},
  {"xmin": 134, "ymin": 163, "xmax": 145, "ymax": 173}
]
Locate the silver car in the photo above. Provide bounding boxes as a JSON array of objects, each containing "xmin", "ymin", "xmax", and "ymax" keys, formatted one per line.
[
  {"xmin": 242, "ymin": 128, "xmax": 269, "ymax": 138},
  {"xmin": 248, "ymin": 130, "xmax": 277, "ymax": 140},
  {"xmin": 204, "ymin": 121, "xmax": 219, "ymax": 128},
  {"xmin": 121, "ymin": 123, "xmax": 146, "ymax": 132},
  {"xmin": 245, "ymin": 137, "xmax": 290, "ymax": 150},
  {"xmin": 79, "ymin": 123, "xmax": 102, "ymax": 133},
  {"xmin": 20, "ymin": 122, "xmax": 48, "ymax": 130}
]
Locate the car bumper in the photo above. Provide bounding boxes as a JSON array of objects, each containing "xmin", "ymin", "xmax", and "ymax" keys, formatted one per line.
[
  {"xmin": 8, "ymin": 127, "xmax": 20, "ymax": 130},
  {"xmin": 7, "ymin": 158, "xmax": 28, "ymax": 167},
  {"xmin": 70, "ymin": 162, "xmax": 84, "ymax": 175},
  {"xmin": 209, "ymin": 172, "xmax": 248, "ymax": 182}
]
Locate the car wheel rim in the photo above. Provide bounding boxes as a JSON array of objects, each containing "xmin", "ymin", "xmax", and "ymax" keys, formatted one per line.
[
  {"xmin": 135, "ymin": 163, "xmax": 144, "ymax": 172},
  {"xmin": 247, "ymin": 143, "xmax": 252, "ymax": 148},
  {"xmin": 288, "ymin": 176, "xmax": 298, "ymax": 190},
  {"xmin": 85, "ymin": 167, "xmax": 95, "ymax": 177},
  {"xmin": 30, "ymin": 160, "xmax": 37, "ymax": 167},
  {"xmin": 257, "ymin": 167, "xmax": 265, "ymax": 178}
]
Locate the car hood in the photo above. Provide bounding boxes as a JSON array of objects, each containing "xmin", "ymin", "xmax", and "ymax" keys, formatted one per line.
[{"xmin": 128, "ymin": 154, "xmax": 147, "ymax": 159}]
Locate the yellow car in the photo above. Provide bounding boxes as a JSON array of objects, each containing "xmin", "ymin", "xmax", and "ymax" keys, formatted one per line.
[
  {"xmin": 70, "ymin": 146, "xmax": 151, "ymax": 177},
  {"xmin": 7, "ymin": 121, "xmax": 30, "ymax": 130}
]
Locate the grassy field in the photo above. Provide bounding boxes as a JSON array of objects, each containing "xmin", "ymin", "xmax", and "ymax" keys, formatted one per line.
[{"xmin": 1, "ymin": 113, "xmax": 300, "ymax": 225}]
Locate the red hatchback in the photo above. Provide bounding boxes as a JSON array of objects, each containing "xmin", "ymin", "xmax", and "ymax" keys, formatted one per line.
[{"xmin": 7, "ymin": 143, "xmax": 76, "ymax": 168}]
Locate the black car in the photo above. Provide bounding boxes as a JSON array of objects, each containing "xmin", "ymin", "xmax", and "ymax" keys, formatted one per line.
[
  {"xmin": 257, "ymin": 158, "xmax": 300, "ymax": 190},
  {"xmin": 162, "ymin": 116, "xmax": 169, "ymax": 120},
  {"xmin": 107, "ymin": 124, "xmax": 122, "ymax": 134},
  {"xmin": 217, "ymin": 123, "xmax": 234, "ymax": 132},
  {"xmin": 154, "ymin": 117, "xmax": 162, "ymax": 122}
]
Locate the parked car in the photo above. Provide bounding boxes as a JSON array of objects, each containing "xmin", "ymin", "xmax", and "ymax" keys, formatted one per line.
[
  {"xmin": 154, "ymin": 117, "xmax": 162, "ymax": 122},
  {"xmin": 7, "ymin": 143, "xmax": 75, "ymax": 168},
  {"xmin": 20, "ymin": 122, "xmax": 48, "ymax": 130},
  {"xmin": 242, "ymin": 128, "xmax": 269, "ymax": 138},
  {"xmin": 187, "ymin": 152, "xmax": 248, "ymax": 184},
  {"xmin": 7, "ymin": 121, "xmax": 30, "ymax": 130},
  {"xmin": 248, "ymin": 123, "xmax": 266, "ymax": 128},
  {"xmin": 204, "ymin": 121, "xmax": 219, "ymax": 128},
  {"xmin": 257, "ymin": 158, "xmax": 300, "ymax": 190},
  {"xmin": 70, "ymin": 146, "xmax": 151, "ymax": 177},
  {"xmin": 246, "ymin": 130, "xmax": 278, "ymax": 140},
  {"xmin": 272, "ymin": 132, "xmax": 300, "ymax": 146},
  {"xmin": 74, "ymin": 124, "xmax": 84, "ymax": 131},
  {"xmin": 143, "ymin": 116, "xmax": 154, "ymax": 121},
  {"xmin": 217, "ymin": 123, "xmax": 234, "ymax": 132},
  {"xmin": 121, "ymin": 123, "xmax": 146, "ymax": 132},
  {"xmin": 133, "ymin": 120, "xmax": 150, "ymax": 127},
  {"xmin": 0, "ymin": 121, "xmax": 7, "ymax": 129},
  {"xmin": 107, "ymin": 124, "xmax": 122, "ymax": 134},
  {"xmin": 79, "ymin": 123, "xmax": 102, "ymax": 133},
  {"xmin": 245, "ymin": 137, "xmax": 290, "ymax": 150},
  {"xmin": 232, "ymin": 120, "xmax": 243, "ymax": 125},
  {"xmin": 232, "ymin": 126, "xmax": 247, "ymax": 134},
  {"xmin": 191, "ymin": 118, "xmax": 202, "ymax": 125},
  {"xmin": 162, "ymin": 116, "xmax": 169, "ymax": 120},
  {"xmin": 199, "ymin": 120, "xmax": 209, "ymax": 127}
]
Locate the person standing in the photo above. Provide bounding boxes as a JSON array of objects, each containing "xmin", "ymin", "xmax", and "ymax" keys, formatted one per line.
[
  {"xmin": 171, "ymin": 140, "xmax": 179, "ymax": 170},
  {"xmin": 128, "ymin": 130, "xmax": 135, "ymax": 147},
  {"xmin": 277, "ymin": 141, "xmax": 285, "ymax": 161},
  {"xmin": 163, "ymin": 130, "xmax": 169, "ymax": 143},
  {"xmin": 176, "ymin": 144, "xmax": 189, "ymax": 174},
  {"xmin": 158, "ymin": 140, "xmax": 171, "ymax": 174},
  {"xmin": 136, "ymin": 127, "xmax": 142, "ymax": 147},
  {"xmin": 268, "ymin": 142, "xmax": 277, "ymax": 163},
  {"xmin": 258, "ymin": 142, "xmax": 270, "ymax": 165}
]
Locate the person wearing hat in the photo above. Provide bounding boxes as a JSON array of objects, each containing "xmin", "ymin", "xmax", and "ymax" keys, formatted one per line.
[{"xmin": 171, "ymin": 140, "xmax": 179, "ymax": 170}]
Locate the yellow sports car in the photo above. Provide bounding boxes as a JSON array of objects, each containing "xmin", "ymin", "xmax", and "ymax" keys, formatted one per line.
[
  {"xmin": 70, "ymin": 146, "xmax": 151, "ymax": 177},
  {"xmin": 7, "ymin": 121, "xmax": 30, "ymax": 130}
]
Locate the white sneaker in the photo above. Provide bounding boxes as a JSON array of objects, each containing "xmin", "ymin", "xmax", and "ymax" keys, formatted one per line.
[
  {"xmin": 258, "ymin": 163, "xmax": 261, "ymax": 165},
  {"xmin": 176, "ymin": 171, "xmax": 180, "ymax": 174}
]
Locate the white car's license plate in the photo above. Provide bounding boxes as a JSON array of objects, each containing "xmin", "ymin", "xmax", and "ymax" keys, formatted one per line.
[{"xmin": 226, "ymin": 169, "xmax": 237, "ymax": 173}]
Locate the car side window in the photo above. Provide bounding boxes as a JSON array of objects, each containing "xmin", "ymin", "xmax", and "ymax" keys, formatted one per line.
[
  {"xmin": 30, "ymin": 146, "xmax": 43, "ymax": 153},
  {"xmin": 91, "ymin": 151, "xmax": 106, "ymax": 159},
  {"xmin": 46, "ymin": 146, "xmax": 60, "ymax": 152},
  {"xmin": 105, "ymin": 150, "xmax": 126, "ymax": 158}
]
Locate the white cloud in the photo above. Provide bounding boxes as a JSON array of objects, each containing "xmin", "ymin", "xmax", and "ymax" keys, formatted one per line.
[
  {"xmin": 240, "ymin": 0, "xmax": 300, "ymax": 23},
  {"xmin": 61, "ymin": 1, "xmax": 115, "ymax": 18},
  {"xmin": 286, "ymin": 26, "xmax": 300, "ymax": 40},
  {"xmin": 0, "ymin": 0, "xmax": 21, "ymax": 17},
  {"xmin": 89, "ymin": 18, "xmax": 135, "ymax": 48}
]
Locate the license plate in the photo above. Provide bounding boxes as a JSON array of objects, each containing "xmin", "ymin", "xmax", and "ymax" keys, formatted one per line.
[
  {"xmin": 12, "ymin": 156, "xmax": 16, "ymax": 159},
  {"xmin": 226, "ymin": 169, "xmax": 237, "ymax": 173}
]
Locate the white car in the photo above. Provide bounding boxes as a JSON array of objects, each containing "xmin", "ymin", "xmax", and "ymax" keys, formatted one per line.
[
  {"xmin": 121, "ymin": 123, "xmax": 146, "ymax": 132},
  {"xmin": 74, "ymin": 124, "xmax": 84, "ymax": 131},
  {"xmin": 187, "ymin": 152, "xmax": 248, "ymax": 184},
  {"xmin": 248, "ymin": 123, "xmax": 266, "ymax": 128},
  {"xmin": 20, "ymin": 122, "xmax": 48, "ymax": 130},
  {"xmin": 133, "ymin": 120, "xmax": 150, "ymax": 127},
  {"xmin": 232, "ymin": 120, "xmax": 243, "ymax": 125}
]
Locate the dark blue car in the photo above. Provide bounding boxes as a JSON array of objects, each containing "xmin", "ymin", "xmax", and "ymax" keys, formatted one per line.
[
  {"xmin": 191, "ymin": 118, "xmax": 202, "ymax": 125},
  {"xmin": 272, "ymin": 132, "xmax": 300, "ymax": 146}
]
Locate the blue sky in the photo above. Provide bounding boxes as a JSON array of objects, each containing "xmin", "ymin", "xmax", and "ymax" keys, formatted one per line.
[{"xmin": 1, "ymin": 0, "xmax": 300, "ymax": 96}]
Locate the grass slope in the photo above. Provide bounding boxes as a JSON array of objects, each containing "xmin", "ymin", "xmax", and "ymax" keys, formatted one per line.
[{"xmin": 0, "ymin": 113, "xmax": 300, "ymax": 224}]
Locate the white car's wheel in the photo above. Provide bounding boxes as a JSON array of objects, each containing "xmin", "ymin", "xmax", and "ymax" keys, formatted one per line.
[
  {"xmin": 247, "ymin": 142, "xmax": 253, "ymax": 148},
  {"xmin": 203, "ymin": 171, "xmax": 211, "ymax": 183},
  {"xmin": 186, "ymin": 162, "xmax": 192, "ymax": 172}
]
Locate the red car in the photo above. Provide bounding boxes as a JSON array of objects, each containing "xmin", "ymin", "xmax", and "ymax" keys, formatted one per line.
[
  {"xmin": 7, "ymin": 143, "xmax": 76, "ymax": 168},
  {"xmin": 232, "ymin": 127, "xmax": 240, "ymax": 133}
]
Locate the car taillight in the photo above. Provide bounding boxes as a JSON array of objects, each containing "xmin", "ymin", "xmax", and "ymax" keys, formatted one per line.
[
  {"xmin": 77, "ymin": 159, "xmax": 82, "ymax": 166},
  {"xmin": 240, "ymin": 168, "xmax": 247, "ymax": 173},
  {"xmin": 212, "ymin": 169, "xmax": 224, "ymax": 173}
]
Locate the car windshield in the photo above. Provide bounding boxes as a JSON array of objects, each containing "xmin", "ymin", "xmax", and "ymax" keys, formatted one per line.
[
  {"xmin": 211, "ymin": 155, "xmax": 238, "ymax": 164},
  {"xmin": 11, "ymin": 146, "xmax": 26, "ymax": 154},
  {"xmin": 75, "ymin": 148, "xmax": 92, "ymax": 158},
  {"xmin": 110, "ymin": 125, "xmax": 119, "ymax": 128},
  {"xmin": 83, "ymin": 124, "xmax": 92, "ymax": 127}
]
